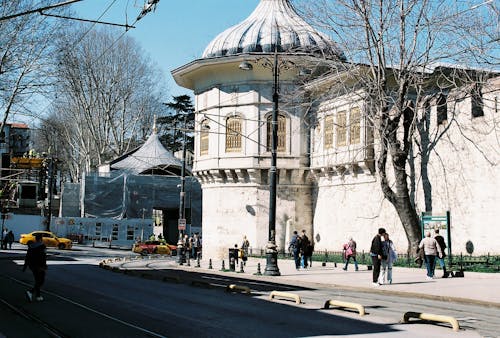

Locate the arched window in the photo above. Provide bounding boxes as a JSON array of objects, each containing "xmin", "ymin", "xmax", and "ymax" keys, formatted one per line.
[
  {"xmin": 200, "ymin": 120, "xmax": 210, "ymax": 155},
  {"xmin": 225, "ymin": 116, "xmax": 242, "ymax": 152},
  {"xmin": 324, "ymin": 115, "xmax": 334, "ymax": 149},
  {"xmin": 266, "ymin": 114, "xmax": 286, "ymax": 152}
]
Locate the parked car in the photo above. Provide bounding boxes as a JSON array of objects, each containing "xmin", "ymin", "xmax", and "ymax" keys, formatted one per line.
[
  {"xmin": 19, "ymin": 231, "xmax": 73, "ymax": 250},
  {"xmin": 132, "ymin": 240, "xmax": 177, "ymax": 256}
]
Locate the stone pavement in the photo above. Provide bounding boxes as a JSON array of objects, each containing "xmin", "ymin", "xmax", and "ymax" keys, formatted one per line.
[{"xmin": 120, "ymin": 256, "xmax": 500, "ymax": 308}]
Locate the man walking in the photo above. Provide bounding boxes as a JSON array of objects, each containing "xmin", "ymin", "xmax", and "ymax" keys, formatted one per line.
[
  {"xmin": 370, "ymin": 228, "xmax": 386, "ymax": 286},
  {"xmin": 23, "ymin": 233, "xmax": 47, "ymax": 302},
  {"xmin": 289, "ymin": 231, "xmax": 301, "ymax": 270},
  {"xmin": 434, "ymin": 229, "xmax": 448, "ymax": 278},
  {"xmin": 419, "ymin": 231, "xmax": 443, "ymax": 279}
]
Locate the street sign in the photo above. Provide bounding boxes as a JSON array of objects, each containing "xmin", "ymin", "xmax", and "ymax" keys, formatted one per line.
[
  {"xmin": 178, "ymin": 218, "xmax": 186, "ymax": 230},
  {"xmin": 421, "ymin": 211, "xmax": 452, "ymax": 264}
]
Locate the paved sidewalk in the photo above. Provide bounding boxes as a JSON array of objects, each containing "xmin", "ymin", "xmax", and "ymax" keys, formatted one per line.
[{"xmin": 127, "ymin": 256, "xmax": 500, "ymax": 308}]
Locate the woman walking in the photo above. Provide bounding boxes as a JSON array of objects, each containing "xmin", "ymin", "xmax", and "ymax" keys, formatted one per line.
[{"xmin": 379, "ymin": 233, "xmax": 397, "ymax": 284}]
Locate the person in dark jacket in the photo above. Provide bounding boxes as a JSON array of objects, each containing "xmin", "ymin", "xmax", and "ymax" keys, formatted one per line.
[
  {"xmin": 370, "ymin": 227, "xmax": 386, "ymax": 286},
  {"xmin": 288, "ymin": 231, "xmax": 301, "ymax": 270},
  {"xmin": 23, "ymin": 233, "xmax": 47, "ymax": 302},
  {"xmin": 5, "ymin": 230, "xmax": 14, "ymax": 249},
  {"xmin": 434, "ymin": 229, "xmax": 448, "ymax": 277}
]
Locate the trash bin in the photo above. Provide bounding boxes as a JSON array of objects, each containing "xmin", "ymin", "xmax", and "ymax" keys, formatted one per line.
[{"xmin": 228, "ymin": 248, "xmax": 239, "ymax": 271}]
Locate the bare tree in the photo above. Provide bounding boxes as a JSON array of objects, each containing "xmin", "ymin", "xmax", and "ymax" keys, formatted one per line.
[
  {"xmin": 296, "ymin": 0, "xmax": 498, "ymax": 252},
  {"xmin": 0, "ymin": 1, "xmax": 67, "ymax": 135},
  {"xmin": 44, "ymin": 26, "xmax": 167, "ymax": 180}
]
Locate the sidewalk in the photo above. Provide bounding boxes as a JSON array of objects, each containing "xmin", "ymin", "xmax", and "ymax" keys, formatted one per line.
[{"xmin": 118, "ymin": 256, "xmax": 500, "ymax": 308}]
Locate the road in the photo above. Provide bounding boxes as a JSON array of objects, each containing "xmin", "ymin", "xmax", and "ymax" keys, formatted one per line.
[{"xmin": 0, "ymin": 245, "xmax": 497, "ymax": 337}]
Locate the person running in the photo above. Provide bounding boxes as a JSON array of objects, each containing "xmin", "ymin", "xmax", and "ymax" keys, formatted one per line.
[
  {"xmin": 370, "ymin": 228, "xmax": 386, "ymax": 286},
  {"xmin": 342, "ymin": 237, "xmax": 359, "ymax": 271},
  {"xmin": 23, "ymin": 233, "xmax": 47, "ymax": 302},
  {"xmin": 419, "ymin": 231, "xmax": 443, "ymax": 280}
]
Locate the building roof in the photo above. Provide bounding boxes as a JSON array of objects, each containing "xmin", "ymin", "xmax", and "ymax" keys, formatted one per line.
[
  {"xmin": 202, "ymin": 0, "xmax": 344, "ymax": 60},
  {"xmin": 110, "ymin": 130, "xmax": 184, "ymax": 176}
]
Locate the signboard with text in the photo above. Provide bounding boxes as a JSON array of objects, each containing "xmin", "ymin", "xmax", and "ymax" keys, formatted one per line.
[
  {"xmin": 421, "ymin": 211, "xmax": 451, "ymax": 261},
  {"xmin": 178, "ymin": 218, "xmax": 186, "ymax": 230}
]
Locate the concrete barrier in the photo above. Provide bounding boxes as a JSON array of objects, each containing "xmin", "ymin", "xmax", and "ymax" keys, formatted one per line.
[
  {"xmin": 269, "ymin": 291, "xmax": 301, "ymax": 304},
  {"xmin": 402, "ymin": 311, "xmax": 460, "ymax": 331},
  {"xmin": 324, "ymin": 299, "xmax": 365, "ymax": 316},
  {"xmin": 226, "ymin": 284, "xmax": 251, "ymax": 294}
]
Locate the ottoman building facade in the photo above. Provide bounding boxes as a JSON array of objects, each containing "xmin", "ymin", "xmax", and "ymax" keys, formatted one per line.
[{"xmin": 173, "ymin": 0, "xmax": 500, "ymax": 260}]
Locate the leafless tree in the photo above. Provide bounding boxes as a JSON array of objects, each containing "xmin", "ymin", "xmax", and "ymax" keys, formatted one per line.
[
  {"xmin": 0, "ymin": 1, "xmax": 67, "ymax": 135},
  {"xmin": 44, "ymin": 26, "xmax": 166, "ymax": 180},
  {"xmin": 295, "ymin": 0, "xmax": 498, "ymax": 252}
]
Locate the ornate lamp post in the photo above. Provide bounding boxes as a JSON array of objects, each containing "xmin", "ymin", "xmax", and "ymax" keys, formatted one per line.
[
  {"xmin": 177, "ymin": 115, "xmax": 188, "ymax": 264},
  {"xmin": 240, "ymin": 50, "xmax": 282, "ymax": 276}
]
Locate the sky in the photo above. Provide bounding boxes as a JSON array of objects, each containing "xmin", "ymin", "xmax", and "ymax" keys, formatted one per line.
[{"xmin": 72, "ymin": 0, "xmax": 262, "ymax": 97}]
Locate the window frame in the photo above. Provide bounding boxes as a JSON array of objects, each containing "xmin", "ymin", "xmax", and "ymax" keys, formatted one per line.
[{"xmin": 225, "ymin": 115, "xmax": 242, "ymax": 153}]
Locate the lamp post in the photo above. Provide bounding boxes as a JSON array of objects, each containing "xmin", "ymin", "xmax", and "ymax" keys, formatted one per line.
[
  {"xmin": 264, "ymin": 50, "xmax": 281, "ymax": 276},
  {"xmin": 177, "ymin": 115, "xmax": 187, "ymax": 265}
]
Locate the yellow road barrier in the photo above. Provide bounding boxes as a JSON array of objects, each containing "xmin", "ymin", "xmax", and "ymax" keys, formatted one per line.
[
  {"xmin": 269, "ymin": 291, "xmax": 301, "ymax": 304},
  {"xmin": 324, "ymin": 299, "xmax": 366, "ymax": 316},
  {"xmin": 402, "ymin": 311, "xmax": 460, "ymax": 331},
  {"xmin": 226, "ymin": 284, "xmax": 251, "ymax": 294}
]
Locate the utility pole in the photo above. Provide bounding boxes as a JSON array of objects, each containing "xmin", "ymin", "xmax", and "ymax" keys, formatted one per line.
[{"xmin": 45, "ymin": 157, "xmax": 55, "ymax": 231}]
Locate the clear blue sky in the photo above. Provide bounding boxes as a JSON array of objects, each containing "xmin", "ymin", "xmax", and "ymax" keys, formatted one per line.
[{"xmin": 72, "ymin": 0, "xmax": 261, "ymax": 97}]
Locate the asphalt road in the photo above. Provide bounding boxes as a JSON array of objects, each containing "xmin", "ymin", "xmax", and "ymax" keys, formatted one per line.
[{"xmin": 0, "ymin": 246, "xmax": 497, "ymax": 337}]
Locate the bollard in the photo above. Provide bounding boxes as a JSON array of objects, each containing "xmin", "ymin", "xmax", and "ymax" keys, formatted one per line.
[
  {"xmin": 254, "ymin": 262, "xmax": 262, "ymax": 276},
  {"xmin": 239, "ymin": 261, "xmax": 244, "ymax": 273},
  {"xmin": 208, "ymin": 258, "xmax": 213, "ymax": 269},
  {"xmin": 221, "ymin": 260, "xmax": 226, "ymax": 271},
  {"xmin": 334, "ymin": 262, "xmax": 337, "ymax": 268},
  {"xmin": 196, "ymin": 256, "xmax": 201, "ymax": 268}
]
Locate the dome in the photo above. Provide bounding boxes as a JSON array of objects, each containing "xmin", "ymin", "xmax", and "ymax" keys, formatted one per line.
[{"xmin": 202, "ymin": 0, "xmax": 344, "ymax": 60}]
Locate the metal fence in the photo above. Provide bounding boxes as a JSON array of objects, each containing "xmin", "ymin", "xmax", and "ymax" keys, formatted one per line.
[{"xmin": 248, "ymin": 248, "xmax": 500, "ymax": 273}]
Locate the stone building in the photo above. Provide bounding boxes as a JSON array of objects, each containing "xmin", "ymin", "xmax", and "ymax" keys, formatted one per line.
[{"xmin": 172, "ymin": 0, "xmax": 499, "ymax": 260}]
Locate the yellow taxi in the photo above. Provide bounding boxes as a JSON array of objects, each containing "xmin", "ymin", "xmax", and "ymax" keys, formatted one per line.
[{"xmin": 19, "ymin": 231, "xmax": 73, "ymax": 250}]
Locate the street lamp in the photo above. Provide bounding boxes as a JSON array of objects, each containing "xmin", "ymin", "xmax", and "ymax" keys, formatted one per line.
[
  {"xmin": 239, "ymin": 50, "xmax": 282, "ymax": 276},
  {"xmin": 177, "ymin": 115, "xmax": 188, "ymax": 265}
]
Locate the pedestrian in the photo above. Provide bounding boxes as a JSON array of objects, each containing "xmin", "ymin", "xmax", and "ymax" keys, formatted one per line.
[
  {"xmin": 434, "ymin": 229, "xmax": 448, "ymax": 278},
  {"xmin": 370, "ymin": 227, "xmax": 386, "ymax": 286},
  {"xmin": 300, "ymin": 230, "xmax": 310, "ymax": 269},
  {"xmin": 6, "ymin": 230, "xmax": 14, "ymax": 250},
  {"xmin": 241, "ymin": 235, "xmax": 250, "ymax": 266},
  {"xmin": 192, "ymin": 233, "xmax": 199, "ymax": 259},
  {"xmin": 22, "ymin": 233, "xmax": 47, "ymax": 302},
  {"xmin": 288, "ymin": 231, "xmax": 301, "ymax": 270},
  {"xmin": 379, "ymin": 233, "xmax": 397, "ymax": 284},
  {"xmin": 306, "ymin": 239, "xmax": 314, "ymax": 267},
  {"xmin": 184, "ymin": 234, "xmax": 191, "ymax": 259},
  {"xmin": 1, "ymin": 228, "xmax": 7, "ymax": 249},
  {"xmin": 342, "ymin": 237, "xmax": 359, "ymax": 271},
  {"xmin": 419, "ymin": 231, "xmax": 443, "ymax": 280}
]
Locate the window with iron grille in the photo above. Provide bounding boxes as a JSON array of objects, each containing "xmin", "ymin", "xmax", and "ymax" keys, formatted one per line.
[
  {"xmin": 349, "ymin": 107, "xmax": 361, "ymax": 144},
  {"xmin": 200, "ymin": 120, "xmax": 209, "ymax": 155},
  {"xmin": 324, "ymin": 115, "xmax": 333, "ymax": 149},
  {"xmin": 266, "ymin": 114, "xmax": 286, "ymax": 152},
  {"xmin": 225, "ymin": 116, "xmax": 242, "ymax": 152},
  {"xmin": 336, "ymin": 110, "xmax": 347, "ymax": 146}
]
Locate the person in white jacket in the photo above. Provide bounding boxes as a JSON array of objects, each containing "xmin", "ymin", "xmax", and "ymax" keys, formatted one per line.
[{"xmin": 419, "ymin": 231, "xmax": 443, "ymax": 279}]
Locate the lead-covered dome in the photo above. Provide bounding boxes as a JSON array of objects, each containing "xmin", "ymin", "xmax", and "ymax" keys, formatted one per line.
[{"xmin": 202, "ymin": 0, "xmax": 345, "ymax": 60}]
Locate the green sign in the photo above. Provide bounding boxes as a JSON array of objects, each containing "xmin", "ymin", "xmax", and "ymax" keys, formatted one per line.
[{"xmin": 420, "ymin": 211, "xmax": 452, "ymax": 264}]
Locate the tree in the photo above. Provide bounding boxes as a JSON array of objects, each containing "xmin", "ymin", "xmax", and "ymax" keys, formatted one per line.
[
  {"xmin": 41, "ymin": 26, "xmax": 167, "ymax": 180},
  {"xmin": 0, "ymin": 1, "xmax": 67, "ymax": 136},
  {"xmin": 157, "ymin": 95, "xmax": 195, "ymax": 154},
  {"xmin": 296, "ymin": 0, "xmax": 498, "ymax": 253}
]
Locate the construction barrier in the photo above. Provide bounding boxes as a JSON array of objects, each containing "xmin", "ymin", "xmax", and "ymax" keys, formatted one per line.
[
  {"xmin": 269, "ymin": 291, "xmax": 301, "ymax": 304},
  {"xmin": 402, "ymin": 311, "xmax": 460, "ymax": 331},
  {"xmin": 324, "ymin": 299, "xmax": 365, "ymax": 316}
]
